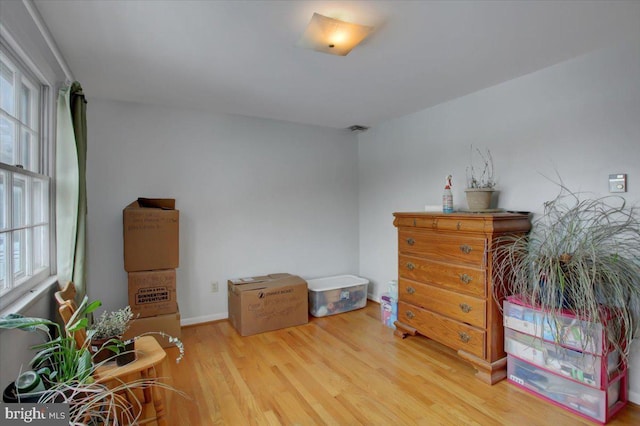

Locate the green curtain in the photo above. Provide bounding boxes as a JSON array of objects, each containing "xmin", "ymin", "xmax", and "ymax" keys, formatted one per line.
[
  {"xmin": 55, "ymin": 82, "xmax": 88, "ymax": 301},
  {"xmin": 70, "ymin": 82, "xmax": 88, "ymax": 299}
]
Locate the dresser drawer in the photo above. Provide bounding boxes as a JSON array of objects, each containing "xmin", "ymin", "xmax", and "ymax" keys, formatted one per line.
[
  {"xmin": 394, "ymin": 216, "xmax": 493, "ymax": 233},
  {"xmin": 399, "ymin": 279, "xmax": 485, "ymax": 327},
  {"xmin": 399, "ymin": 255, "xmax": 486, "ymax": 297},
  {"xmin": 398, "ymin": 301, "xmax": 485, "ymax": 358},
  {"xmin": 398, "ymin": 230, "xmax": 486, "ymax": 266},
  {"xmin": 432, "ymin": 217, "xmax": 489, "ymax": 233}
]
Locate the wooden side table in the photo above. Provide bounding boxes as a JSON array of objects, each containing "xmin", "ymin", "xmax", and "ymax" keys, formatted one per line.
[{"xmin": 95, "ymin": 335, "xmax": 168, "ymax": 425}]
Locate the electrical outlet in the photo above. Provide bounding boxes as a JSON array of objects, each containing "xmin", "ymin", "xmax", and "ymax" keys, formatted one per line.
[
  {"xmin": 609, "ymin": 174, "xmax": 627, "ymax": 193},
  {"xmin": 211, "ymin": 281, "xmax": 219, "ymax": 293}
]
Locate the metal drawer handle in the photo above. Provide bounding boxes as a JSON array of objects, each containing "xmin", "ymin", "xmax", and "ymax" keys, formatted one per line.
[
  {"xmin": 458, "ymin": 332, "xmax": 470, "ymax": 343},
  {"xmin": 407, "ymin": 238, "xmax": 415, "ymax": 246},
  {"xmin": 459, "ymin": 303, "xmax": 472, "ymax": 313},
  {"xmin": 406, "ymin": 311, "xmax": 415, "ymax": 319},
  {"xmin": 459, "ymin": 274, "xmax": 472, "ymax": 284},
  {"xmin": 406, "ymin": 286, "xmax": 416, "ymax": 295},
  {"xmin": 406, "ymin": 262, "xmax": 415, "ymax": 271},
  {"xmin": 459, "ymin": 244, "xmax": 472, "ymax": 254}
]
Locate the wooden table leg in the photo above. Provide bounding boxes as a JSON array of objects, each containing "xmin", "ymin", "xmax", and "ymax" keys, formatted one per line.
[{"xmin": 142, "ymin": 367, "xmax": 167, "ymax": 426}]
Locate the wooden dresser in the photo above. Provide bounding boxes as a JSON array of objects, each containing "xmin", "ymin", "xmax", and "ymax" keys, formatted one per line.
[{"xmin": 392, "ymin": 212, "xmax": 530, "ymax": 384}]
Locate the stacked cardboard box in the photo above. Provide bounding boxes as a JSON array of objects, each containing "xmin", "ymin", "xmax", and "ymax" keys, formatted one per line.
[{"xmin": 122, "ymin": 198, "xmax": 181, "ymax": 348}]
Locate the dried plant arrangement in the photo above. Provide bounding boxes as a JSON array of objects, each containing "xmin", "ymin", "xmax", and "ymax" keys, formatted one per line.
[
  {"xmin": 38, "ymin": 376, "xmax": 188, "ymax": 424},
  {"xmin": 89, "ymin": 306, "xmax": 134, "ymax": 339},
  {"xmin": 466, "ymin": 146, "xmax": 496, "ymax": 189}
]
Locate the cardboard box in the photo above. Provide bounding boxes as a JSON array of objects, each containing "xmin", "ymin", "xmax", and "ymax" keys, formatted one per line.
[
  {"xmin": 228, "ymin": 273, "xmax": 308, "ymax": 336},
  {"xmin": 128, "ymin": 269, "xmax": 177, "ymax": 318},
  {"xmin": 123, "ymin": 308, "xmax": 181, "ymax": 348},
  {"xmin": 123, "ymin": 198, "xmax": 179, "ymax": 272}
]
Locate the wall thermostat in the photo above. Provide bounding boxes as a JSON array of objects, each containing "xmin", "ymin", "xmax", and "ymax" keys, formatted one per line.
[{"xmin": 609, "ymin": 174, "xmax": 627, "ymax": 193}]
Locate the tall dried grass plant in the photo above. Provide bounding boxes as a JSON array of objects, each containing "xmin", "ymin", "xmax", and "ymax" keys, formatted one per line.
[{"xmin": 493, "ymin": 186, "xmax": 640, "ymax": 361}]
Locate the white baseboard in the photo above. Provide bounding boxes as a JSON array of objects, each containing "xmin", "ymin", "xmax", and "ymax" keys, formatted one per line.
[
  {"xmin": 180, "ymin": 296, "xmax": 381, "ymax": 326},
  {"xmin": 181, "ymin": 312, "xmax": 227, "ymax": 326},
  {"xmin": 630, "ymin": 390, "xmax": 639, "ymax": 405}
]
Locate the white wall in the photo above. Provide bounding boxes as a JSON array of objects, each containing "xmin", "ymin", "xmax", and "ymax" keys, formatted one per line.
[
  {"xmin": 86, "ymin": 101, "xmax": 360, "ymax": 322},
  {"xmin": 358, "ymin": 41, "xmax": 640, "ymax": 402}
]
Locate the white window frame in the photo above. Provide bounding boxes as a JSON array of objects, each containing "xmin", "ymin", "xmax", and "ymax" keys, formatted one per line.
[{"xmin": 0, "ymin": 39, "xmax": 54, "ymax": 311}]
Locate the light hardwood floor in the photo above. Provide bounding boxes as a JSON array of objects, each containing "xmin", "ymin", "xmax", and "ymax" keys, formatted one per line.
[{"xmin": 161, "ymin": 302, "xmax": 640, "ymax": 425}]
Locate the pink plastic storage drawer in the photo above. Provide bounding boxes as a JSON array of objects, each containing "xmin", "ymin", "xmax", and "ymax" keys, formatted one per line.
[
  {"xmin": 505, "ymin": 328, "xmax": 621, "ymax": 389},
  {"xmin": 503, "ymin": 297, "xmax": 605, "ymax": 355},
  {"xmin": 507, "ymin": 355, "xmax": 627, "ymax": 423}
]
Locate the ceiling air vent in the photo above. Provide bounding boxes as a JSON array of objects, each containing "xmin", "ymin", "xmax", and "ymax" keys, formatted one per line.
[{"xmin": 348, "ymin": 125, "xmax": 369, "ymax": 132}]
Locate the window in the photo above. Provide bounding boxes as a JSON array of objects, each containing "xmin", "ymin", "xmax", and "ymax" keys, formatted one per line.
[{"xmin": 0, "ymin": 45, "xmax": 51, "ymax": 306}]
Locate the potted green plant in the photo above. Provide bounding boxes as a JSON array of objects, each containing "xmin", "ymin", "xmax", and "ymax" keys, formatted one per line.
[
  {"xmin": 465, "ymin": 146, "xmax": 497, "ymax": 211},
  {"xmin": 0, "ymin": 296, "xmax": 99, "ymax": 403},
  {"xmin": 88, "ymin": 306, "xmax": 134, "ymax": 364},
  {"xmin": 1, "ymin": 297, "xmax": 186, "ymax": 423},
  {"xmin": 493, "ymin": 187, "xmax": 640, "ymax": 362}
]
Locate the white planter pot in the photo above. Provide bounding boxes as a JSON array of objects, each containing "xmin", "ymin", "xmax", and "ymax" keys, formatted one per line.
[{"xmin": 464, "ymin": 188, "xmax": 495, "ymax": 211}]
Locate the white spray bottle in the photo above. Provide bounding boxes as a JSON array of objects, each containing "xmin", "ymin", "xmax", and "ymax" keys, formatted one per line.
[{"xmin": 443, "ymin": 175, "xmax": 453, "ymax": 213}]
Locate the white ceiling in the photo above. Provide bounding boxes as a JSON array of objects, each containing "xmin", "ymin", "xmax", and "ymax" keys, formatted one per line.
[{"xmin": 33, "ymin": 0, "xmax": 640, "ymax": 129}]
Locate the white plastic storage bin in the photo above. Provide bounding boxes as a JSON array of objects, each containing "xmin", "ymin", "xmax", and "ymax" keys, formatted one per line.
[{"xmin": 308, "ymin": 275, "xmax": 369, "ymax": 317}]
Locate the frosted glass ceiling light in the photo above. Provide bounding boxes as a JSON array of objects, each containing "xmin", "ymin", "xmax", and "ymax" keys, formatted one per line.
[{"xmin": 297, "ymin": 13, "xmax": 373, "ymax": 56}]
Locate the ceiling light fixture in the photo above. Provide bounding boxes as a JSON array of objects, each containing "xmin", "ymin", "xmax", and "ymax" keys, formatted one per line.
[{"xmin": 297, "ymin": 13, "xmax": 373, "ymax": 56}]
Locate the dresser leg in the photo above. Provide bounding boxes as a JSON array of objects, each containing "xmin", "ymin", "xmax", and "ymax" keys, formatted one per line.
[
  {"xmin": 458, "ymin": 351, "xmax": 507, "ymax": 385},
  {"xmin": 393, "ymin": 321, "xmax": 417, "ymax": 339}
]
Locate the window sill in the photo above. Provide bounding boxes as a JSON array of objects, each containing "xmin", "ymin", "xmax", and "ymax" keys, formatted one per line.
[{"xmin": 0, "ymin": 275, "xmax": 58, "ymax": 317}]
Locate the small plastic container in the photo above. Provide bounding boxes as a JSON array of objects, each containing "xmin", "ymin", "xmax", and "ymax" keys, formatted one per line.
[
  {"xmin": 380, "ymin": 293, "xmax": 397, "ymax": 329},
  {"xmin": 308, "ymin": 275, "xmax": 369, "ymax": 317},
  {"xmin": 387, "ymin": 279, "xmax": 398, "ymax": 300}
]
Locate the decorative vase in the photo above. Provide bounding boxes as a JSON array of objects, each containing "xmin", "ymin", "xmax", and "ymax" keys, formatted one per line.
[
  {"xmin": 464, "ymin": 188, "xmax": 495, "ymax": 211},
  {"xmin": 3, "ymin": 381, "xmax": 45, "ymax": 403},
  {"xmin": 116, "ymin": 340, "xmax": 136, "ymax": 366},
  {"xmin": 90, "ymin": 336, "xmax": 120, "ymax": 363}
]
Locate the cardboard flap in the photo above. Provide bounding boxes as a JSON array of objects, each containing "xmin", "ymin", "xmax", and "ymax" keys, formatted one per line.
[
  {"xmin": 137, "ymin": 198, "xmax": 176, "ymax": 210},
  {"xmin": 267, "ymin": 273, "xmax": 291, "ymax": 280},
  {"xmin": 228, "ymin": 273, "xmax": 306, "ymax": 293},
  {"xmin": 229, "ymin": 273, "xmax": 292, "ymax": 286},
  {"xmin": 229, "ymin": 276, "xmax": 268, "ymax": 286}
]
